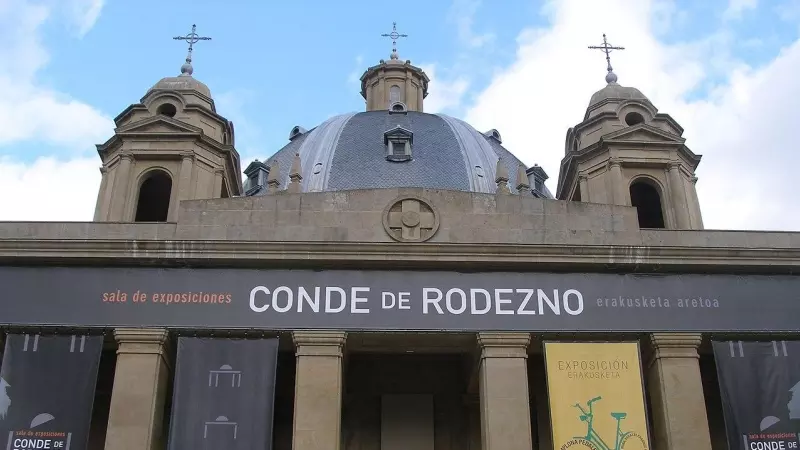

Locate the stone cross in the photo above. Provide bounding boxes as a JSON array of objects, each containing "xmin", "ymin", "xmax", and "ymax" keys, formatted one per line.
[{"xmin": 387, "ymin": 199, "xmax": 435, "ymax": 241}]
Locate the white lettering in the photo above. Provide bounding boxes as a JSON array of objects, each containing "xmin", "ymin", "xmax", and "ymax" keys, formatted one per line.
[
  {"xmin": 494, "ymin": 288, "xmax": 514, "ymax": 315},
  {"xmin": 470, "ymin": 289, "xmax": 491, "ymax": 314},
  {"xmin": 538, "ymin": 289, "xmax": 560, "ymax": 315},
  {"xmin": 516, "ymin": 289, "xmax": 536, "ymax": 315},
  {"xmin": 445, "ymin": 288, "xmax": 467, "ymax": 314},
  {"xmin": 249, "ymin": 286, "xmax": 270, "ymax": 312},
  {"xmin": 563, "ymin": 289, "xmax": 584, "ymax": 315},
  {"xmin": 12, "ymin": 438, "xmax": 54, "ymax": 449},
  {"xmin": 298, "ymin": 287, "xmax": 320, "ymax": 312},
  {"xmin": 398, "ymin": 292, "xmax": 411, "ymax": 309},
  {"xmin": 382, "ymin": 292, "xmax": 396, "ymax": 309},
  {"xmin": 325, "ymin": 287, "xmax": 346, "ymax": 313},
  {"xmin": 351, "ymin": 287, "xmax": 370, "ymax": 313},
  {"xmin": 272, "ymin": 286, "xmax": 293, "ymax": 313},
  {"xmin": 423, "ymin": 288, "xmax": 444, "ymax": 314}
]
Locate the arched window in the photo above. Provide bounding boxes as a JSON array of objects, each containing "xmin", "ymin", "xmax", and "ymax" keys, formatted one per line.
[
  {"xmin": 156, "ymin": 103, "xmax": 177, "ymax": 118},
  {"xmin": 630, "ymin": 179, "xmax": 665, "ymax": 228},
  {"xmin": 134, "ymin": 170, "xmax": 172, "ymax": 222},
  {"xmin": 389, "ymin": 85, "xmax": 401, "ymax": 103}
]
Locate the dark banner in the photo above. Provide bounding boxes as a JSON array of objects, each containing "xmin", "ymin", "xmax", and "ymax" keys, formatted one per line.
[
  {"xmin": 166, "ymin": 337, "xmax": 280, "ymax": 450},
  {"xmin": 713, "ymin": 340, "xmax": 800, "ymax": 449},
  {"xmin": 0, "ymin": 333, "xmax": 103, "ymax": 450},
  {"xmin": 0, "ymin": 266, "xmax": 799, "ymax": 332}
]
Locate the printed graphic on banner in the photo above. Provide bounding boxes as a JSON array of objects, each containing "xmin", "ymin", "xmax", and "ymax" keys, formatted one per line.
[
  {"xmin": 167, "ymin": 337, "xmax": 280, "ymax": 450},
  {"xmin": 544, "ymin": 342, "xmax": 650, "ymax": 450},
  {"xmin": 0, "ymin": 333, "xmax": 103, "ymax": 450},
  {"xmin": 713, "ymin": 340, "xmax": 800, "ymax": 450}
]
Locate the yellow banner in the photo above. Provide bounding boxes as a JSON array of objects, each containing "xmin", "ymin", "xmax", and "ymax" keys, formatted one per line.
[{"xmin": 544, "ymin": 342, "xmax": 651, "ymax": 450}]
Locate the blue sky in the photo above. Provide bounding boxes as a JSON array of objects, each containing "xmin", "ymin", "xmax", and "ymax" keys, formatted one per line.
[{"xmin": 2, "ymin": 0, "xmax": 800, "ymax": 231}]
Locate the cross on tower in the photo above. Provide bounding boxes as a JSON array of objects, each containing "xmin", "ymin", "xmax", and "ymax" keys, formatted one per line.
[
  {"xmin": 173, "ymin": 24, "xmax": 212, "ymax": 76},
  {"xmin": 381, "ymin": 22, "xmax": 408, "ymax": 60},
  {"xmin": 588, "ymin": 33, "xmax": 624, "ymax": 84}
]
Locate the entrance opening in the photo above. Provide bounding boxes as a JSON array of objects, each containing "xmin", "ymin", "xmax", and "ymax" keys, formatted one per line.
[
  {"xmin": 87, "ymin": 340, "xmax": 116, "ymax": 450},
  {"xmin": 630, "ymin": 180, "xmax": 665, "ymax": 228},
  {"xmin": 342, "ymin": 350, "xmax": 476, "ymax": 449},
  {"xmin": 134, "ymin": 170, "xmax": 172, "ymax": 222}
]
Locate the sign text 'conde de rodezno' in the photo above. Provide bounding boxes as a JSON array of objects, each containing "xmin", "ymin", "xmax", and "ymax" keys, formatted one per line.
[{"xmin": 1, "ymin": 266, "xmax": 798, "ymax": 332}]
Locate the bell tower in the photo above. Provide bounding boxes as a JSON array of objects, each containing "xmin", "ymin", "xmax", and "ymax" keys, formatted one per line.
[
  {"xmin": 556, "ymin": 34, "xmax": 703, "ymax": 230},
  {"xmin": 93, "ymin": 25, "xmax": 242, "ymax": 223},
  {"xmin": 360, "ymin": 22, "xmax": 430, "ymax": 112}
]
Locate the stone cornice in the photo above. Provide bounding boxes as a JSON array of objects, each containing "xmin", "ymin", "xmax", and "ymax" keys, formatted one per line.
[
  {"xmin": 0, "ymin": 239, "xmax": 799, "ymax": 273},
  {"xmin": 646, "ymin": 332, "xmax": 702, "ymax": 368},
  {"xmin": 477, "ymin": 332, "xmax": 531, "ymax": 359},
  {"xmin": 292, "ymin": 330, "xmax": 346, "ymax": 357}
]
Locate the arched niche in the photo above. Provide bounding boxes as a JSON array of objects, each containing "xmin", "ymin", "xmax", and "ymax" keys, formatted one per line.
[
  {"xmin": 134, "ymin": 169, "xmax": 173, "ymax": 222},
  {"xmin": 629, "ymin": 177, "xmax": 665, "ymax": 228}
]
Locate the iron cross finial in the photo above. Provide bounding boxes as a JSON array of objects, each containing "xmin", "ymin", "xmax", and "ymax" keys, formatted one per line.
[
  {"xmin": 381, "ymin": 22, "xmax": 408, "ymax": 60},
  {"xmin": 588, "ymin": 33, "xmax": 625, "ymax": 84},
  {"xmin": 173, "ymin": 24, "xmax": 212, "ymax": 76}
]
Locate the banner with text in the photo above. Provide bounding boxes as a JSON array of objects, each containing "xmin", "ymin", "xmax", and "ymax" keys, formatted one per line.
[
  {"xmin": 712, "ymin": 340, "xmax": 800, "ymax": 450},
  {"xmin": 166, "ymin": 337, "xmax": 280, "ymax": 450},
  {"xmin": 1, "ymin": 266, "xmax": 799, "ymax": 332},
  {"xmin": 0, "ymin": 333, "xmax": 103, "ymax": 450},
  {"xmin": 544, "ymin": 342, "xmax": 651, "ymax": 450}
]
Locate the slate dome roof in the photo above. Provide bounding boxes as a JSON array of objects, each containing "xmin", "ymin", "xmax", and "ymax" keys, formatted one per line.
[{"xmin": 245, "ymin": 110, "xmax": 552, "ymax": 198}]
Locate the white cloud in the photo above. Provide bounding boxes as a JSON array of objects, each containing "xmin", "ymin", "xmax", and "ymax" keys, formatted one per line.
[
  {"xmin": 0, "ymin": 0, "xmax": 112, "ymax": 221},
  {"xmin": 463, "ymin": 0, "xmax": 800, "ymax": 231},
  {"xmin": 447, "ymin": 0, "xmax": 496, "ymax": 48},
  {"xmin": 724, "ymin": 0, "xmax": 758, "ymax": 20},
  {"xmin": 0, "ymin": 0, "xmax": 113, "ymax": 151},
  {"xmin": 418, "ymin": 64, "xmax": 470, "ymax": 114},
  {"xmin": 0, "ymin": 155, "xmax": 100, "ymax": 221}
]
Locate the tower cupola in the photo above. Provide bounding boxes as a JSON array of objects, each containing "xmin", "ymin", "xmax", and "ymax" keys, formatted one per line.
[{"xmin": 360, "ymin": 22, "xmax": 430, "ymax": 112}]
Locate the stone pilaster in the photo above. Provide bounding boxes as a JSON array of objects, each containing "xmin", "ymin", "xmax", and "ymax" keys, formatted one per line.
[
  {"xmin": 646, "ymin": 333, "xmax": 712, "ymax": 450},
  {"xmin": 292, "ymin": 331, "xmax": 347, "ymax": 450},
  {"xmin": 104, "ymin": 328, "xmax": 171, "ymax": 450},
  {"xmin": 477, "ymin": 332, "xmax": 533, "ymax": 450}
]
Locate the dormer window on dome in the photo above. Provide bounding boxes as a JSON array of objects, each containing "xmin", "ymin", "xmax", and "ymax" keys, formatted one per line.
[
  {"xmin": 483, "ymin": 129, "xmax": 502, "ymax": 144},
  {"xmin": 384, "ymin": 126, "xmax": 413, "ymax": 162},
  {"xmin": 389, "ymin": 102, "xmax": 408, "ymax": 114},
  {"xmin": 289, "ymin": 125, "xmax": 308, "ymax": 141}
]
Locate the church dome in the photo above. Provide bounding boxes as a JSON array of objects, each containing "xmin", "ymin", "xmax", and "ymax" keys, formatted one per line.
[
  {"xmin": 588, "ymin": 82, "xmax": 647, "ymax": 108},
  {"xmin": 148, "ymin": 75, "xmax": 212, "ymax": 98},
  {"xmin": 248, "ymin": 110, "xmax": 552, "ymax": 198}
]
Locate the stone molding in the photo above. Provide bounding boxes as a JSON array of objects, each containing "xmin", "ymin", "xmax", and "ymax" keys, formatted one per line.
[
  {"xmin": 114, "ymin": 327, "xmax": 171, "ymax": 367},
  {"xmin": 293, "ymin": 330, "xmax": 346, "ymax": 357},
  {"xmin": 2, "ymin": 239, "xmax": 798, "ymax": 272},
  {"xmin": 647, "ymin": 332, "xmax": 701, "ymax": 368},
  {"xmin": 477, "ymin": 332, "xmax": 530, "ymax": 359}
]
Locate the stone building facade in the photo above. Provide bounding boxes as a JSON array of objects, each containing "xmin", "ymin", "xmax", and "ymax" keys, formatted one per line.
[{"xmin": 0, "ymin": 38, "xmax": 799, "ymax": 450}]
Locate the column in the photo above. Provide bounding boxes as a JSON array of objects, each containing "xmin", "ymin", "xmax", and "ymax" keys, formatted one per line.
[
  {"xmin": 104, "ymin": 328, "xmax": 171, "ymax": 450},
  {"xmin": 109, "ymin": 153, "xmax": 133, "ymax": 221},
  {"xmin": 689, "ymin": 176, "xmax": 705, "ymax": 229},
  {"xmin": 578, "ymin": 172, "xmax": 590, "ymax": 202},
  {"xmin": 93, "ymin": 166, "xmax": 109, "ymax": 221},
  {"xmin": 477, "ymin": 332, "xmax": 533, "ymax": 450},
  {"xmin": 646, "ymin": 333, "xmax": 712, "ymax": 450},
  {"xmin": 292, "ymin": 331, "xmax": 347, "ymax": 450},
  {"xmin": 667, "ymin": 162, "xmax": 690, "ymax": 229},
  {"xmin": 176, "ymin": 152, "xmax": 194, "ymax": 201},
  {"xmin": 608, "ymin": 158, "xmax": 626, "ymax": 205}
]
